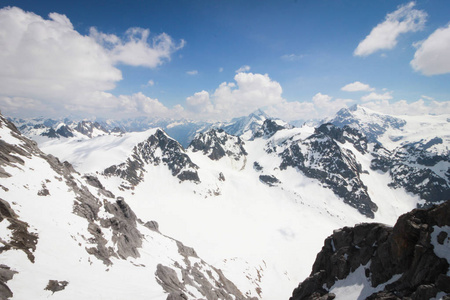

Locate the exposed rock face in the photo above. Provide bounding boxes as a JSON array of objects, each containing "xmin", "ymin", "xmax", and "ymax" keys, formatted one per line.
[
  {"xmin": 0, "ymin": 265, "xmax": 17, "ymax": 300},
  {"xmin": 290, "ymin": 201, "xmax": 450, "ymax": 300},
  {"xmin": 371, "ymin": 143, "xmax": 450, "ymax": 207},
  {"xmin": 44, "ymin": 280, "xmax": 69, "ymax": 294},
  {"xmin": 279, "ymin": 124, "xmax": 377, "ymax": 218},
  {"xmin": 74, "ymin": 121, "xmax": 108, "ymax": 138},
  {"xmin": 253, "ymin": 119, "xmax": 292, "ymax": 139},
  {"xmin": 155, "ymin": 240, "xmax": 256, "ymax": 300},
  {"xmin": 259, "ymin": 175, "xmax": 281, "ymax": 187},
  {"xmin": 104, "ymin": 129, "xmax": 200, "ymax": 186},
  {"xmin": 189, "ymin": 129, "xmax": 247, "ymax": 161}
]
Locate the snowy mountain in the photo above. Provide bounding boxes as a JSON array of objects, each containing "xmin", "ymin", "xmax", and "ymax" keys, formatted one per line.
[
  {"xmin": 0, "ymin": 113, "xmax": 254, "ymax": 300},
  {"xmin": 290, "ymin": 201, "xmax": 450, "ymax": 300},
  {"xmin": 3, "ymin": 106, "xmax": 449, "ymax": 299}
]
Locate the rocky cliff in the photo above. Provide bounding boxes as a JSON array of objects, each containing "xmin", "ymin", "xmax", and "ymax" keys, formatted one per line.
[{"xmin": 290, "ymin": 201, "xmax": 450, "ymax": 300}]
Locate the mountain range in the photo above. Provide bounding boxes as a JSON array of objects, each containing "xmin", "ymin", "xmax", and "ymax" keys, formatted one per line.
[{"xmin": 1, "ymin": 105, "xmax": 449, "ymax": 299}]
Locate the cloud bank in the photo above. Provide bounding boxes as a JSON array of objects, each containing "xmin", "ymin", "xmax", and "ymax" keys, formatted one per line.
[
  {"xmin": 0, "ymin": 6, "xmax": 184, "ymax": 118},
  {"xmin": 354, "ymin": 2, "xmax": 427, "ymax": 57}
]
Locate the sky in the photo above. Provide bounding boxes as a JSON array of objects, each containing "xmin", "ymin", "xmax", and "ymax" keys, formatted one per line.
[{"xmin": 0, "ymin": 0, "xmax": 449, "ymax": 122}]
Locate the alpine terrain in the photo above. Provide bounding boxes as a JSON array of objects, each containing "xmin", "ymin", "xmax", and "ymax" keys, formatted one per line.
[{"xmin": 1, "ymin": 104, "xmax": 449, "ymax": 299}]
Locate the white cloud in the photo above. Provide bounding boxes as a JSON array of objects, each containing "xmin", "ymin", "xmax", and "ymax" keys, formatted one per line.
[
  {"xmin": 235, "ymin": 65, "xmax": 251, "ymax": 73},
  {"xmin": 361, "ymin": 92, "xmax": 393, "ymax": 102},
  {"xmin": 90, "ymin": 27, "xmax": 185, "ymax": 68},
  {"xmin": 186, "ymin": 90, "xmax": 214, "ymax": 114},
  {"xmin": 354, "ymin": 2, "xmax": 427, "ymax": 57},
  {"xmin": 185, "ymin": 72, "xmax": 283, "ymax": 120},
  {"xmin": 219, "ymin": 67, "xmax": 224, "ymax": 73},
  {"xmin": 312, "ymin": 93, "xmax": 354, "ymax": 117},
  {"xmin": 146, "ymin": 80, "xmax": 155, "ymax": 86},
  {"xmin": 410, "ymin": 23, "xmax": 450, "ymax": 75},
  {"xmin": 341, "ymin": 81, "xmax": 374, "ymax": 92},
  {"xmin": 0, "ymin": 6, "xmax": 183, "ymax": 118},
  {"xmin": 281, "ymin": 54, "xmax": 304, "ymax": 61},
  {"xmin": 362, "ymin": 99, "xmax": 450, "ymax": 115},
  {"xmin": 186, "ymin": 70, "xmax": 198, "ymax": 75}
]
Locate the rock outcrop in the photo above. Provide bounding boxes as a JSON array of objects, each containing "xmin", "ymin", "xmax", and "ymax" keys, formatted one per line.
[
  {"xmin": 279, "ymin": 124, "xmax": 377, "ymax": 218},
  {"xmin": 290, "ymin": 201, "xmax": 450, "ymax": 300},
  {"xmin": 104, "ymin": 129, "xmax": 200, "ymax": 186}
]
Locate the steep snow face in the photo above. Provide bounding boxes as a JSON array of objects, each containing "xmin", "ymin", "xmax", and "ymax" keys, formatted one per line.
[{"xmin": 0, "ymin": 115, "xmax": 252, "ymax": 300}]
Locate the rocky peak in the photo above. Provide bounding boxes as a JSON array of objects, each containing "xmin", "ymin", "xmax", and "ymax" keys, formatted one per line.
[
  {"xmin": 290, "ymin": 201, "xmax": 450, "ymax": 300},
  {"xmin": 279, "ymin": 127, "xmax": 377, "ymax": 218},
  {"xmin": 316, "ymin": 123, "xmax": 368, "ymax": 154},
  {"xmin": 74, "ymin": 121, "xmax": 109, "ymax": 138},
  {"xmin": 104, "ymin": 129, "xmax": 200, "ymax": 187},
  {"xmin": 253, "ymin": 119, "xmax": 292, "ymax": 139},
  {"xmin": 189, "ymin": 129, "xmax": 247, "ymax": 161}
]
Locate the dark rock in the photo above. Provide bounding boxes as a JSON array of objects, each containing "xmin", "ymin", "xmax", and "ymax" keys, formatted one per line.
[
  {"xmin": 279, "ymin": 124, "xmax": 377, "ymax": 218},
  {"xmin": 0, "ymin": 265, "xmax": 17, "ymax": 300},
  {"xmin": 189, "ymin": 129, "xmax": 247, "ymax": 161},
  {"xmin": 105, "ymin": 129, "xmax": 200, "ymax": 186},
  {"xmin": 0, "ymin": 198, "xmax": 38, "ymax": 263},
  {"xmin": 259, "ymin": 175, "xmax": 281, "ymax": 187},
  {"xmin": 44, "ymin": 280, "xmax": 69, "ymax": 294},
  {"xmin": 55, "ymin": 125, "xmax": 74, "ymax": 138},
  {"xmin": 253, "ymin": 119, "xmax": 290, "ymax": 139},
  {"xmin": 289, "ymin": 201, "xmax": 450, "ymax": 300},
  {"xmin": 144, "ymin": 220, "xmax": 160, "ymax": 232},
  {"xmin": 253, "ymin": 162, "xmax": 263, "ymax": 171}
]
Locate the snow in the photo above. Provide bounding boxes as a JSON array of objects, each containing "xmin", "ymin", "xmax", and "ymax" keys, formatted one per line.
[
  {"xmin": 431, "ymin": 225, "xmax": 450, "ymax": 275},
  {"xmin": 3, "ymin": 108, "xmax": 448, "ymax": 299},
  {"xmin": 37, "ymin": 128, "xmax": 158, "ymax": 173},
  {"xmin": 329, "ymin": 263, "xmax": 402, "ymax": 300}
]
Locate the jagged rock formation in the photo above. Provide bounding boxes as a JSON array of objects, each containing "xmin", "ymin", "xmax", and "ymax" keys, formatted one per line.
[
  {"xmin": 253, "ymin": 119, "xmax": 292, "ymax": 139},
  {"xmin": 290, "ymin": 201, "xmax": 450, "ymax": 300},
  {"xmin": 155, "ymin": 242, "xmax": 255, "ymax": 300},
  {"xmin": 189, "ymin": 129, "xmax": 247, "ymax": 161},
  {"xmin": 104, "ymin": 129, "xmax": 200, "ymax": 187},
  {"xmin": 371, "ymin": 143, "xmax": 450, "ymax": 207},
  {"xmin": 278, "ymin": 124, "xmax": 377, "ymax": 218}
]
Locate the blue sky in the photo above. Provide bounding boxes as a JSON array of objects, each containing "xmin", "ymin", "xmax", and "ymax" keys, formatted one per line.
[{"xmin": 0, "ymin": 0, "xmax": 449, "ymax": 121}]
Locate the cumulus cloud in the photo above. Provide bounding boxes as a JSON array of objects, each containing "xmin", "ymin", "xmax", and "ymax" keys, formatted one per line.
[
  {"xmin": 362, "ymin": 98, "xmax": 450, "ymax": 115},
  {"xmin": 410, "ymin": 24, "xmax": 450, "ymax": 75},
  {"xmin": 146, "ymin": 80, "xmax": 155, "ymax": 86},
  {"xmin": 341, "ymin": 81, "xmax": 374, "ymax": 92},
  {"xmin": 186, "ymin": 70, "xmax": 198, "ymax": 75},
  {"xmin": 354, "ymin": 2, "xmax": 427, "ymax": 57},
  {"xmin": 90, "ymin": 27, "xmax": 185, "ymax": 68},
  {"xmin": 235, "ymin": 65, "xmax": 251, "ymax": 73},
  {"xmin": 361, "ymin": 92, "xmax": 393, "ymax": 102},
  {"xmin": 0, "ymin": 6, "xmax": 183, "ymax": 118},
  {"xmin": 185, "ymin": 72, "xmax": 283, "ymax": 120}
]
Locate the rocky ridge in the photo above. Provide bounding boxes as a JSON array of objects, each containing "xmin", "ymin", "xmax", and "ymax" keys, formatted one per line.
[
  {"xmin": 275, "ymin": 124, "xmax": 377, "ymax": 218},
  {"xmin": 189, "ymin": 129, "xmax": 247, "ymax": 162},
  {"xmin": 290, "ymin": 201, "xmax": 450, "ymax": 300},
  {"xmin": 104, "ymin": 129, "xmax": 200, "ymax": 187}
]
